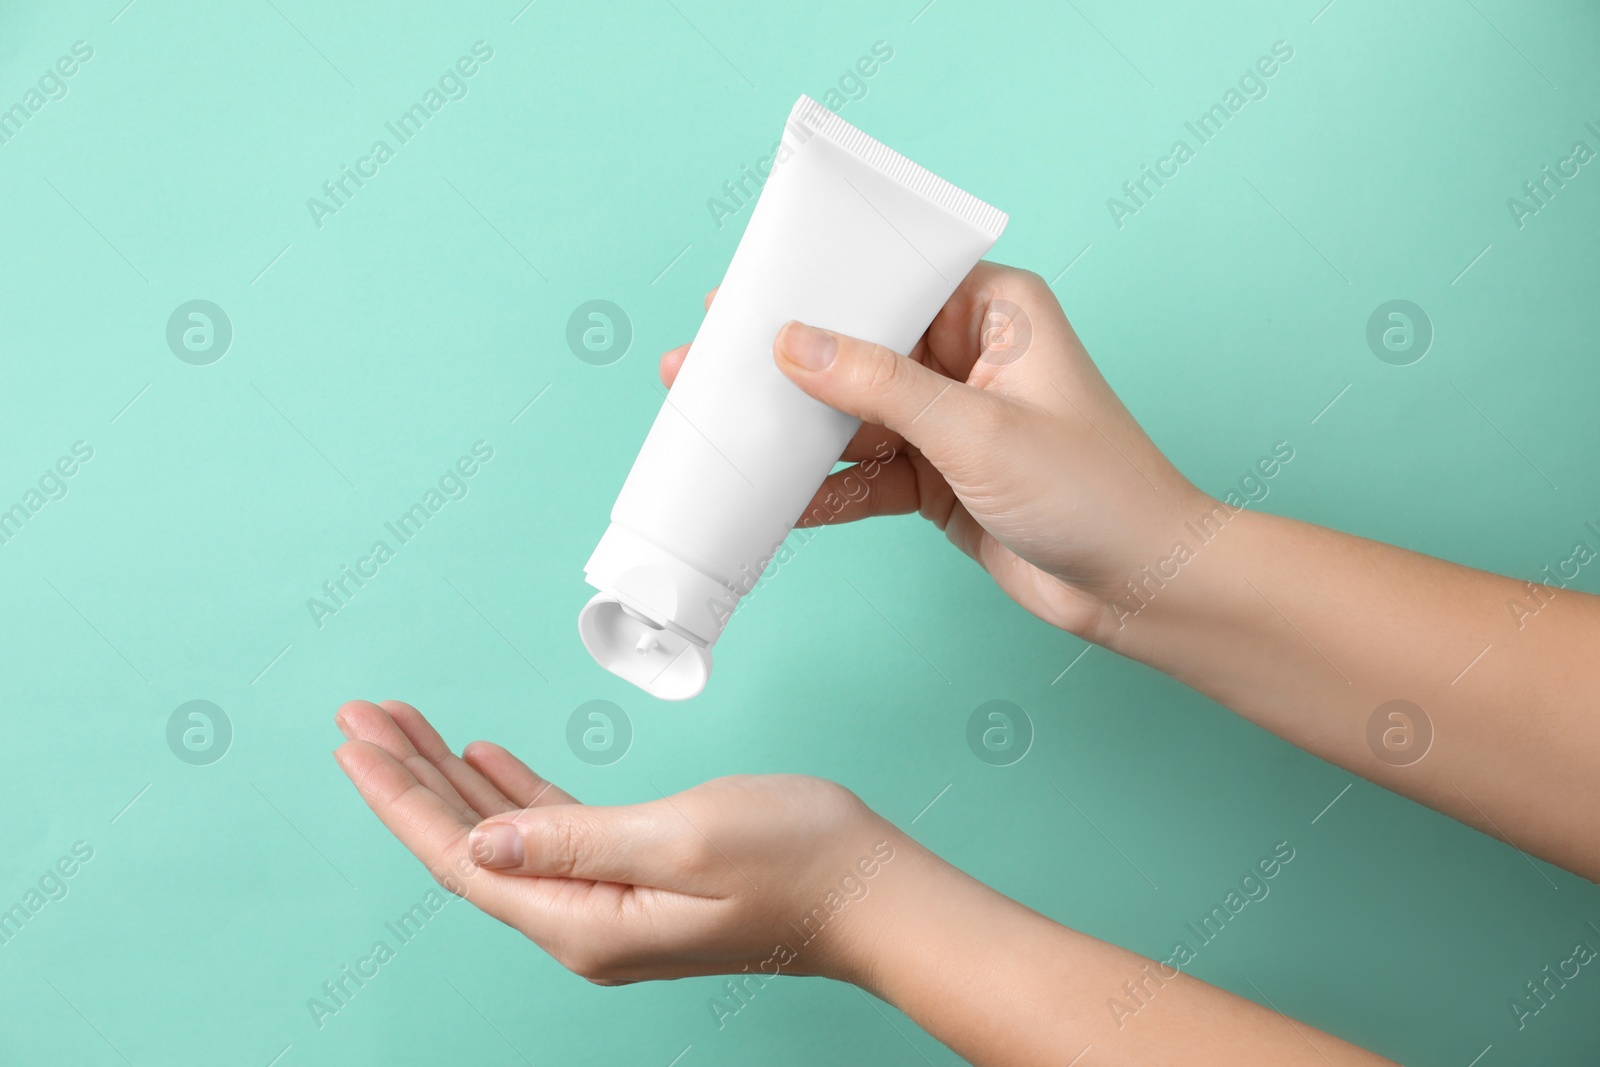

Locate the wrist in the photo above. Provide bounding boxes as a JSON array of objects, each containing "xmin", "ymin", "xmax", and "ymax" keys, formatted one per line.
[
  {"xmin": 1077, "ymin": 484, "xmax": 1236, "ymax": 650},
  {"xmin": 812, "ymin": 823, "xmax": 928, "ymax": 987},
  {"xmin": 830, "ymin": 830, "xmax": 1011, "ymax": 996},
  {"xmin": 765, "ymin": 818, "xmax": 935, "ymax": 986},
  {"xmin": 1091, "ymin": 500, "xmax": 1276, "ymax": 659},
  {"xmin": 836, "ymin": 839, "xmax": 1106, "ymax": 1065}
]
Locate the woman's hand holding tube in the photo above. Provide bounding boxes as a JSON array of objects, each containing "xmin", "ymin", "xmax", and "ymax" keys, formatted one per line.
[
  {"xmin": 662, "ymin": 260, "xmax": 1600, "ymax": 883},
  {"xmin": 660, "ymin": 263, "xmax": 1208, "ymax": 641}
]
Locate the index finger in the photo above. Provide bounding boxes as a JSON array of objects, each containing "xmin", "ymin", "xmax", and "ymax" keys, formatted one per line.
[
  {"xmin": 335, "ymin": 739, "xmax": 506, "ymax": 903},
  {"xmin": 923, "ymin": 260, "xmax": 1044, "ymax": 383},
  {"xmin": 335, "ymin": 740, "xmax": 694, "ymax": 965}
]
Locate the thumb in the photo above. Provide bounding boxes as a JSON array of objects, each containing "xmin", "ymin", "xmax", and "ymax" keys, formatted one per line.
[
  {"xmin": 773, "ymin": 321, "xmax": 991, "ymax": 459},
  {"xmin": 468, "ymin": 803, "xmax": 700, "ymax": 889}
]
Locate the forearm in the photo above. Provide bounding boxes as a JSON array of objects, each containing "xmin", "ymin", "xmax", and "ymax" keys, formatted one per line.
[
  {"xmin": 1096, "ymin": 504, "xmax": 1600, "ymax": 880},
  {"xmin": 850, "ymin": 837, "xmax": 1390, "ymax": 1066}
]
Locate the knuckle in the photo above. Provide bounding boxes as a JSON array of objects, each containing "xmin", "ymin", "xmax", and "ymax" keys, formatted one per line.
[
  {"xmin": 861, "ymin": 345, "xmax": 907, "ymax": 395},
  {"xmin": 1001, "ymin": 267, "xmax": 1050, "ymax": 302},
  {"xmin": 554, "ymin": 943, "xmax": 594, "ymax": 978},
  {"xmin": 429, "ymin": 861, "xmax": 468, "ymax": 898},
  {"xmin": 679, "ymin": 831, "xmax": 721, "ymax": 879},
  {"xmin": 807, "ymin": 778, "xmax": 868, "ymax": 824},
  {"xmin": 540, "ymin": 816, "xmax": 584, "ymax": 877},
  {"xmin": 559, "ymin": 944, "xmax": 623, "ymax": 984}
]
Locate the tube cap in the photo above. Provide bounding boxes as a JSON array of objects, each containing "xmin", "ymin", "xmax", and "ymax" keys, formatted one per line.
[
  {"xmin": 579, "ymin": 524, "xmax": 732, "ymax": 700},
  {"xmin": 578, "ymin": 593, "xmax": 712, "ymax": 701}
]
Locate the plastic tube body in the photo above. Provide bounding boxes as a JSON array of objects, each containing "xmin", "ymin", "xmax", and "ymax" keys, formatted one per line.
[{"xmin": 580, "ymin": 95, "xmax": 1007, "ymax": 699}]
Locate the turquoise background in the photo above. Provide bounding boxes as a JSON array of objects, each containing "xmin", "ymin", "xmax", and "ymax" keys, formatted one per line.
[{"xmin": 3, "ymin": 0, "xmax": 1598, "ymax": 1063}]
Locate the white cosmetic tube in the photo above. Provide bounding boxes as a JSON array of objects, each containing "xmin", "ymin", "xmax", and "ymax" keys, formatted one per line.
[{"xmin": 580, "ymin": 95, "xmax": 1007, "ymax": 699}]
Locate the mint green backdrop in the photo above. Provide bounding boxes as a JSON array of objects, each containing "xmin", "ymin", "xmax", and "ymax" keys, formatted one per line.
[{"xmin": 3, "ymin": 0, "xmax": 1597, "ymax": 1063}]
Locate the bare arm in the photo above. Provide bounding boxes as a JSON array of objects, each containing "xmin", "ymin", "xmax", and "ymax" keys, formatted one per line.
[
  {"xmin": 334, "ymin": 700, "xmax": 1397, "ymax": 1067},
  {"xmin": 742, "ymin": 261, "xmax": 1600, "ymax": 883},
  {"xmin": 853, "ymin": 837, "xmax": 1392, "ymax": 1067},
  {"xmin": 1097, "ymin": 506, "xmax": 1600, "ymax": 880}
]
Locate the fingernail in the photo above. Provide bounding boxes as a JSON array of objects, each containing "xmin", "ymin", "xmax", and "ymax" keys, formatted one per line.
[
  {"xmin": 469, "ymin": 824, "xmax": 524, "ymax": 869},
  {"xmin": 779, "ymin": 322, "xmax": 836, "ymax": 370}
]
